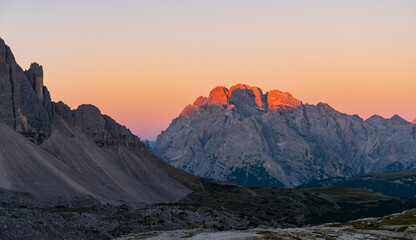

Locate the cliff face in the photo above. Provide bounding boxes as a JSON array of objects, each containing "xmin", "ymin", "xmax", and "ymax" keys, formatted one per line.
[
  {"xmin": 154, "ymin": 84, "xmax": 416, "ymax": 187},
  {"xmin": 0, "ymin": 37, "xmax": 203, "ymax": 205},
  {"xmin": 0, "ymin": 39, "xmax": 52, "ymax": 144}
]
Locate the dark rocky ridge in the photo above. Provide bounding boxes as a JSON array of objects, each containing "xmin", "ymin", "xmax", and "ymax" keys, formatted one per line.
[
  {"xmin": 155, "ymin": 84, "xmax": 416, "ymax": 187},
  {"xmin": 0, "ymin": 37, "xmax": 143, "ymax": 149},
  {"xmin": 0, "ymin": 39, "xmax": 52, "ymax": 144},
  {"xmin": 0, "ymin": 37, "xmax": 204, "ymax": 206}
]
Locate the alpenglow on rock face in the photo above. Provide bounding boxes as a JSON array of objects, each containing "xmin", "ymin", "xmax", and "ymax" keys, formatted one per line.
[
  {"xmin": 0, "ymin": 37, "xmax": 203, "ymax": 205},
  {"xmin": 154, "ymin": 84, "xmax": 416, "ymax": 187}
]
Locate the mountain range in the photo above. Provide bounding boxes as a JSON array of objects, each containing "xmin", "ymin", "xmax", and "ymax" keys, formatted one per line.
[
  {"xmin": 154, "ymin": 84, "xmax": 416, "ymax": 187},
  {"xmin": 0, "ymin": 37, "xmax": 203, "ymax": 206},
  {"xmin": 2, "ymin": 37, "xmax": 416, "ymax": 239}
]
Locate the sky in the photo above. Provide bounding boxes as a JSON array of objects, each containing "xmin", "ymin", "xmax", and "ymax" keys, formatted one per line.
[{"xmin": 1, "ymin": 0, "xmax": 415, "ymax": 140}]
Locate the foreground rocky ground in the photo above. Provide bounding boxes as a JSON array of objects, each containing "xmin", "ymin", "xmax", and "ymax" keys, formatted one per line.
[
  {"xmin": 116, "ymin": 209, "xmax": 416, "ymax": 240},
  {"xmin": 1, "ymin": 184, "xmax": 416, "ymax": 239}
]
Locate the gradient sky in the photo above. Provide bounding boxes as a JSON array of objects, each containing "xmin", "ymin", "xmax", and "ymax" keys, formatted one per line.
[{"xmin": 1, "ymin": 0, "xmax": 415, "ymax": 140}]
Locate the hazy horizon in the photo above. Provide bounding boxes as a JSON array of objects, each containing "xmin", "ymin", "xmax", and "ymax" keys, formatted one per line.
[{"xmin": 1, "ymin": 0, "xmax": 415, "ymax": 140}]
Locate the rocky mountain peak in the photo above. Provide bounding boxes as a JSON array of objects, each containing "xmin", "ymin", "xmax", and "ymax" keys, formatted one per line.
[
  {"xmin": 0, "ymin": 37, "xmax": 204, "ymax": 206},
  {"xmin": 24, "ymin": 62, "xmax": 44, "ymax": 101},
  {"xmin": 0, "ymin": 38, "xmax": 52, "ymax": 144},
  {"xmin": 180, "ymin": 84, "xmax": 301, "ymax": 117},
  {"xmin": 157, "ymin": 83, "xmax": 416, "ymax": 189},
  {"xmin": 267, "ymin": 90, "xmax": 302, "ymax": 111},
  {"xmin": 390, "ymin": 115, "xmax": 409, "ymax": 124},
  {"xmin": 229, "ymin": 84, "xmax": 265, "ymax": 108},
  {"xmin": 366, "ymin": 115, "xmax": 385, "ymax": 125},
  {"xmin": 208, "ymin": 86, "xmax": 229, "ymax": 105},
  {"xmin": 75, "ymin": 104, "xmax": 106, "ymax": 133},
  {"xmin": 0, "ymin": 38, "xmax": 6, "ymax": 61}
]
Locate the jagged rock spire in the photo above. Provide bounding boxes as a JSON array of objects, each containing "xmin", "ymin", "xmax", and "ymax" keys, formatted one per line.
[
  {"xmin": 25, "ymin": 62, "xmax": 44, "ymax": 101},
  {"xmin": 0, "ymin": 38, "xmax": 51, "ymax": 143}
]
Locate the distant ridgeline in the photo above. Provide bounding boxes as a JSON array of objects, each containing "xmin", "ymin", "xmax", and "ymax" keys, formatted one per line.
[{"xmin": 155, "ymin": 84, "xmax": 416, "ymax": 188}]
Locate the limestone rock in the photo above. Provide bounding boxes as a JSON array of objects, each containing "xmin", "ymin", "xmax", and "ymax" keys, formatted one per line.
[
  {"xmin": 0, "ymin": 38, "xmax": 51, "ymax": 144},
  {"xmin": 208, "ymin": 86, "xmax": 229, "ymax": 105},
  {"xmin": 75, "ymin": 104, "xmax": 106, "ymax": 135},
  {"xmin": 179, "ymin": 84, "xmax": 301, "ymax": 119},
  {"xmin": 0, "ymin": 37, "xmax": 204, "ymax": 205},
  {"xmin": 0, "ymin": 38, "xmax": 15, "ymax": 128},
  {"xmin": 24, "ymin": 62, "xmax": 44, "ymax": 101},
  {"xmin": 267, "ymin": 90, "xmax": 301, "ymax": 111},
  {"xmin": 155, "ymin": 85, "xmax": 416, "ymax": 187},
  {"xmin": 229, "ymin": 84, "xmax": 265, "ymax": 108}
]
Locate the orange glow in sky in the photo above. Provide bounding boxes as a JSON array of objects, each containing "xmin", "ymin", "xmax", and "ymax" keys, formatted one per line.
[{"xmin": 1, "ymin": 0, "xmax": 415, "ymax": 139}]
